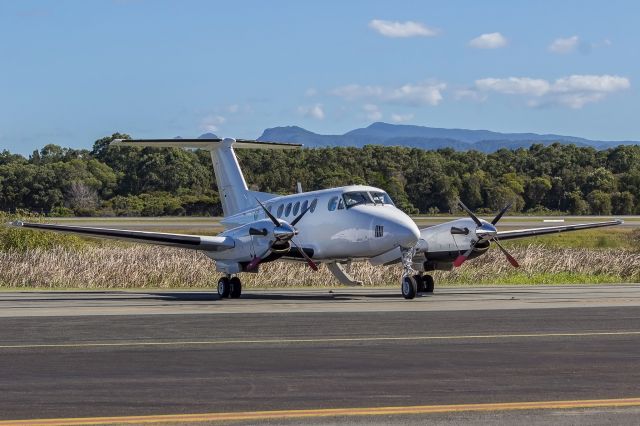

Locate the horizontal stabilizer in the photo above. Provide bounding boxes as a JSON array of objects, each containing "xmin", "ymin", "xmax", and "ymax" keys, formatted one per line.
[{"xmin": 112, "ymin": 138, "xmax": 302, "ymax": 150}]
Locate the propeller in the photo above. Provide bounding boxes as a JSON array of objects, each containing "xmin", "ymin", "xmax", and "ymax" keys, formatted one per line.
[
  {"xmin": 453, "ymin": 201, "xmax": 519, "ymax": 268},
  {"xmin": 247, "ymin": 199, "xmax": 317, "ymax": 271}
]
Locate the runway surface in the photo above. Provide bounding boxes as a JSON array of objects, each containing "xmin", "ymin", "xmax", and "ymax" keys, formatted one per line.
[{"xmin": 1, "ymin": 286, "xmax": 640, "ymax": 424}]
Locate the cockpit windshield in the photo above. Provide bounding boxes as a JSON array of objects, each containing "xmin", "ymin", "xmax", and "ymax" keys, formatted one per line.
[
  {"xmin": 342, "ymin": 191, "xmax": 395, "ymax": 208},
  {"xmin": 370, "ymin": 191, "xmax": 395, "ymax": 206}
]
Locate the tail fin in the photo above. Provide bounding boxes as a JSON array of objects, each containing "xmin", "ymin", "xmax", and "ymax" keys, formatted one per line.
[{"xmin": 112, "ymin": 138, "xmax": 301, "ymax": 216}]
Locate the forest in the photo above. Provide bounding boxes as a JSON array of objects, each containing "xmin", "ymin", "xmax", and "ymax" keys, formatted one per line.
[{"xmin": 0, "ymin": 133, "xmax": 638, "ymax": 216}]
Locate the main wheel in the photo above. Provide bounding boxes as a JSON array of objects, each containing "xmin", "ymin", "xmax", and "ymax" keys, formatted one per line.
[
  {"xmin": 414, "ymin": 274, "xmax": 426, "ymax": 292},
  {"xmin": 229, "ymin": 276, "xmax": 242, "ymax": 298},
  {"xmin": 217, "ymin": 277, "xmax": 230, "ymax": 298},
  {"xmin": 424, "ymin": 274, "xmax": 435, "ymax": 293},
  {"xmin": 401, "ymin": 276, "xmax": 417, "ymax": 300}
]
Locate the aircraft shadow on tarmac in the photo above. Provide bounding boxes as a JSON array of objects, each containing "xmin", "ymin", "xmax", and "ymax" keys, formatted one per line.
[
  {"xmin": 1, "ymin": 290, "xmax": 428, "ymax": 303},
  {"xmin": 152, "ymin": 291, "xmax": 393, "ymax": 301}
]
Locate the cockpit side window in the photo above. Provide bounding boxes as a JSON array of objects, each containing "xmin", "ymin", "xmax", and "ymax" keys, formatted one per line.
[
  {"xmin": 328, "ymin": 196, "xmax": 339, "ymax": 211},
  {"xmin": 342, "ymin": 191, "xmax": 373, "ymax": 208},
  {"xmin": 337, "ymin": 198, "xmax": 345, "ymax": 210}
]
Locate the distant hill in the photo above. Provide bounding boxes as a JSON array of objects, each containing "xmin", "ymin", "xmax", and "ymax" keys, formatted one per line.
[{"xmin": 246, "ymin": 122, "xmax": 638, "ymax": 153}]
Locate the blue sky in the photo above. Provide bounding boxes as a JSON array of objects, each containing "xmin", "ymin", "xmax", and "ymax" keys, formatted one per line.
[{"xmin": 1, "ymin": 0, "xmax": 638, "ymax": 154}]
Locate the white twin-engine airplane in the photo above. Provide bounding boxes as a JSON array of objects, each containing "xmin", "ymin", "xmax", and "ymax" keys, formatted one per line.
[{"xmin": 12, "ymin": 138, "xmax": 623, "ymax": 299}]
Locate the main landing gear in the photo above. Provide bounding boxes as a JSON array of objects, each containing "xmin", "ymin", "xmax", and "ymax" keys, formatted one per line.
[{"xmin": 217, "ymin": 275, "xmax": 242, "ymax": 299}]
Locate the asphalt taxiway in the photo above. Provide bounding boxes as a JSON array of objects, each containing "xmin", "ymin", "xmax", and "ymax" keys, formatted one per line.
[{"xmin": 1, "ymin": 286, "xmax": 640, "ymax": 424}]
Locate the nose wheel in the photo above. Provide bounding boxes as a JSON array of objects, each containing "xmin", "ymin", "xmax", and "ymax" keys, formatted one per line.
[
  {"xmin": 400, "ymin": 245, "xmax": 419, "ymax": 299},
  {"xmin": 401, "ymin": 276, "xmax": 418, "ymax": 299}
]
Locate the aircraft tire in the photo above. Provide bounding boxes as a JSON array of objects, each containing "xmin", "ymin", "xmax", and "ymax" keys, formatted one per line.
[
  {"xmin": 414, "ymin": 274, "xmax": 426, "ymax": 292},
  {"xmin": 217, "ymin": 277, "xmax": 231, "ymax": 298},
  {"xmin": 424, "ymin": 274, "xmax": 435, "ymax": 293},
  {"xmin": 401, "ymin": 276, "xmax": 417, "ymax": 300},
  {"xmin": 229, "ymin": 276, "xmax": 242, "ymax": 298}
]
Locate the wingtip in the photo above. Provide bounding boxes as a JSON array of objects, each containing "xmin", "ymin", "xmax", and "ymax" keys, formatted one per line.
[{"xmin": 9, "ymin": 221, "xmax": 24, "ymax": 227}]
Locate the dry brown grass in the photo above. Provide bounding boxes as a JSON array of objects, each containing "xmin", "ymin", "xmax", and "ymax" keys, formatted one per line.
[{"xmin": 0, "ymin": 245, "xmax": 638, "ymax": 289}]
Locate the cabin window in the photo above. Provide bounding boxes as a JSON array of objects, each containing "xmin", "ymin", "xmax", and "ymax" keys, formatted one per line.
[
  {"xmin": 277, "ymin": 204, "xmax": 284, "ymax": 217},
  {"xmin": 293, "ymin": 201, "xmax": 300, "ymax": 216},
  {"xmin": 337, "ymin": 198, "xmax": 345, "ymax": 210},
  {"xmin": 310, "ymin": 198, "xmax": 318, "ymax": 213},
  {"xmin": 301, "ymin": 199, "xmax": 309, "ymax": 213},
  {"xmin": 328, "ymin": 196, "xmax": 339, "ymax": 211},
  {"xmin": 285, "ymin": 203, "xmax": 292, "ymax": 217}
]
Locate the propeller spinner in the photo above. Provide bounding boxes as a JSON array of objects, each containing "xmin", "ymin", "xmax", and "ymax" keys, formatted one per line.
[
  {"xmin": 247, "ymin": 199, "xmax": 318, "ymax": 271},
  {"xmin": 453, "ymin": 200, "xmax": 520, "ymax": 268}
]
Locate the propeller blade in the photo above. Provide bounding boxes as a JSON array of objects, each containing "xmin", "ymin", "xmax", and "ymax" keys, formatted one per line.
[
  {"xmin": 246, "ymin": 256, "xmax": 262, "ymax": 271},
  {"xmin": 256, "ymin": 198, "xmax": 280, "ymax": 227},
  {"xmin": 491, "ymin": 202, "xmax": 512, "ymax": 225},
  {"xmin": 453, "ymin": 255, "xmax": 468, "ymax": 268},
  {"xmin": 290, "ymin": 204, "xmax": 310, "ymax": 227},
  {"xmin": 453, "ymin": 247, "xmax": 474, "ymax": 268},
  {"xmin": 291, "ymin": 239, "xmax": 319, "ymax": 271},
  {"xmin": 458, "ymin": 200, "xmax": 483, "ymax": 227},
  {"xmin": 246, "ymin": 247, "xmax": 272, "ymax": 271},
  {"xmin": 493, "ymin": 238, "xmax": 520, "ymax": 268}
]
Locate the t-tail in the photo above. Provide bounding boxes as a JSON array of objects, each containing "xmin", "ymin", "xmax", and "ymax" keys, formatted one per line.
[{"xmin": 112, "ymin": 138, "xmax": 301, "ymax": 217}]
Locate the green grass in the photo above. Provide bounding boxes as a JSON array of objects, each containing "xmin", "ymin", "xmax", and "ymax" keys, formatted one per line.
[{"xmin": 503, "ymin": 228, "xmax": 640, "ymax": 250}]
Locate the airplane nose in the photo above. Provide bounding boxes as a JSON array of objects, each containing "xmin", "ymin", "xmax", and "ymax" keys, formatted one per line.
[{"xmin": 385, "ymin": 215, "xmax": 420, "ymax": 248}]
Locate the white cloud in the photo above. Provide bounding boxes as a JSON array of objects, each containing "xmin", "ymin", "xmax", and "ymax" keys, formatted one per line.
[
  {"xmin": 454, "ymin": 88, "xmax": 487, "ymax": 102},
  {"xmin": 363, "ymin": 104, "xmax": 382, "ymax": 121},
  {"xmin": 549, "ymin": 36, "xmax": 579, "ymax": 54},
  {"xmin": 226, "ymin": 104, "xmax": 240, "ymax": 113},
  {"xmin": 331, "ymin": 81, "xmax": 446, "ymax": 107},
  {"xmin": 369, "ymin": 19, "xmax": 438, "ymax": 38},
  {"xmin": 473, "ymin": 74, "xmax": 630, "ymax": 108},
  {"xmin": 469, "ymin": 32, "xmax": 507, "ymax": 49},
  {"xmin": 593, "ymin": 38, "xmax": 612, "ymax": 48},
  {"xmin": 305, "ymin": 88, "xmax": 318, "ymax": 97},
  {"xmin": 475, "ymin": 77, "xmax": 550, "ymax": 96},
  {"xmin": 391, "ymin": 113, "xmax": 414, "ymax": 123},
  {"xmin": 297, "ymin": 104, "xmax": 325, "ymax": 120},
  {"xmin": 200, "ymin": 115, "xmax": 226, "ymax": 132}
]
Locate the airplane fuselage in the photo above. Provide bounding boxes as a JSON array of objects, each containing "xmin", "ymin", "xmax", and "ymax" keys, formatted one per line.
[{"xmin": 210, "ymin": 185, "xmax": 420, "ymax": 273}]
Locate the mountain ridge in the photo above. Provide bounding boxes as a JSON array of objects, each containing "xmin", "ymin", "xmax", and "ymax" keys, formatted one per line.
[{"xmin": 247, "ymin": 122, "xmax": 638, "ymax": 153}]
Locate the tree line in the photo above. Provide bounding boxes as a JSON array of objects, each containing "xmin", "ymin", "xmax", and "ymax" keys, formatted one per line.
[{"xmin": 0, "ymin": 133, "xmax": 638, "ymax": 216}]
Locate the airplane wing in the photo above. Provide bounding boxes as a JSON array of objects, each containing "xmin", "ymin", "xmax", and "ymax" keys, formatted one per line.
[
  {"xmin": 495, "ymin": 219, "xmax": 623, "ymax": 241},
  {"xmin": 10, "ymin": 221, "xmax": 235, "ymax": 251}
]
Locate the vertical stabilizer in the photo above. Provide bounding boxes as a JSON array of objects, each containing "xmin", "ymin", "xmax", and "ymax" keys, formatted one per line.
[{"xmin": 210, "ymin": 138, "xmax": 249, "ymax": 215}]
